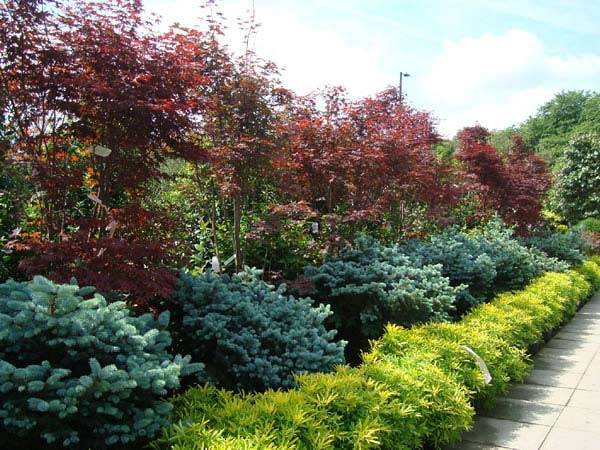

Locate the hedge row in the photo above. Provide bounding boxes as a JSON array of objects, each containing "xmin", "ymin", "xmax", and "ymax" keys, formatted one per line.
[{"xmin": 151, "ymin": 256, "xmax": 600, "ymax": 450}]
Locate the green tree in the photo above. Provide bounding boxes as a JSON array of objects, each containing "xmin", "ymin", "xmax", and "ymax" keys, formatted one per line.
[
  {"xmin": 521, "ymin": 90, "xmax": 597, "ymax": 166},
  {"xmin": 552, "ymin": 133, "xmax": 600, "ymax": 223},
  {"xmin": 574, "ymin": 95, "xmax": 600, "ymax": 134},
  {"xmin": 489, "ymin": 126, "xmax": 518, "ymax": 154}
]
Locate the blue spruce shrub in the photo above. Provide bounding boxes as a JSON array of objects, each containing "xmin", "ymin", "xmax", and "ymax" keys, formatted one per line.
[
  {"xmin": 522, "ymin": 230, "xmax": 587, "ymax": 265},
  {"xmin": 170, "ymin": 268, "xmax": 345, "ymax": 391},
  {"xmin": 0, "ymin": 276, "xmax": 201, "ymax": 449},
  {"xmin": 479, "ymin": 219, "xmax": 567, "ymax": 291},
  {"xmin": 401, "ymin": 219, "xmax": 568, "ymax": 317},
  {"xmin": 401, "ymin": 232, "xmax": 497, "ymax": 315},
  {"xmin": 304, "ymin": 235, "xmax": 460, "ymax": 363}
]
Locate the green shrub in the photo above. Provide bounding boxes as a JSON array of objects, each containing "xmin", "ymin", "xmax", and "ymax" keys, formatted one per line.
[
  {"xmin": 522, "ymin": 230, "xmax": 586, "ymax": 265},
  {"xmin": 153, "ymin": 366, "xmax": 416, "ymax": 450},
  {"xmin": 553, "ymin": 132, "xmax": 600, "ymax": 222},
  {"xmin": 576, "ymin": 257, "xmax": 600, "ymax": 291},
  {"xmin": 170, "ymin": 268, "xmax": 345, "ymax": 391},
  {"xmin": 0, "ymin": 276, "xmax": 201, "ymax": 449},
  {"xmin": 478, "ymin": 220, "xmax": 567, "ymax": 291},
  {"xmin": 401, "ymin": 232, "xmax": 497, "ymax": 314},
  {"xmin": 577, "ymin": 219, "xmax": 600, "ymax": 253},
  {"xmin": 361, "ymin": 348, "xmax": 473, "ymax": 447},
  {"xmin": 152, "ymin": 259, "xmax": 600, "ymax": 450},
  {"xmin": 401, "ymin": 220, "xmax": 567, "ymax": 316},
  {"xmin": 304, "ymin": 235, "xmax": 460, "ymax": 361},
  {"xmin": 578, "ymin": 217, "xmax": 600, "ymax": 234}
]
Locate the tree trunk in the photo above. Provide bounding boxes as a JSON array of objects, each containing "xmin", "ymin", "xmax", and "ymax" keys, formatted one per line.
[{"xmin": 233, "ymin": 195, "xmax": 243, "ymax": 272}]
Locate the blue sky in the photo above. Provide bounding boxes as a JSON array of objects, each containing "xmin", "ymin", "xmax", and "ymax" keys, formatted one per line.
[{"xmin": 145, "ymin": 0, "xmax": 600, "ymax": 136}]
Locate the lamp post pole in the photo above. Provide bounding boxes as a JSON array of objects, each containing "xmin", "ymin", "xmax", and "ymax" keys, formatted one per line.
[{"xmin": 399, "ymin": 71, "xmax": 410, "ymax": 101}]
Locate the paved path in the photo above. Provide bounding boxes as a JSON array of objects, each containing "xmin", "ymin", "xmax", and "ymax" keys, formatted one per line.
[{"xmin": 449, "ymin": 292, "xmax": 600, "ymax": 450}]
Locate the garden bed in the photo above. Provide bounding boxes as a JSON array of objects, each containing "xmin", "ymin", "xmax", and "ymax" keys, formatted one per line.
[{"xmin": 151, "ymin": 257, "xmax": 600, "ymax": 450}]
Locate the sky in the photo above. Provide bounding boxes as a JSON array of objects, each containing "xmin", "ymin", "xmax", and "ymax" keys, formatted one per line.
[{"xmin": 145, "ymin": 0, "xmax": 600, "ymax": 137}]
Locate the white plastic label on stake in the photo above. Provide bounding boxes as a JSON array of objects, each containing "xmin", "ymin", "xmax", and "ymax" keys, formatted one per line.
[
  {"xmin": 93, "ymin": 145, "xmax": 112, "ymax": 157},
  {"xmin": 223, "ymin": 254, "xmax": 236, "ymax": 267},
  {"xmin": 462, "ymin": 345, "xmax": 492, "ymax": 384},
  {"xmin": 211, "ymin": 256, "xmax": 221, "ymax": 273}
]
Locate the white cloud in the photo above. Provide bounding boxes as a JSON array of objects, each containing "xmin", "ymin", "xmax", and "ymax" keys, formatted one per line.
[
  {"xmin": 145, "ymin": 2, "xmax": 600, "ymax": 138},
  {"xmin": 421, "ymin": 29, "xmax": 600, "ymax": 136},
  {"xmin": 146, "ymin": 0, "xmax": 391, "ymax": 97},
  {"xmin": 245, "ymin": 8, "xmax": 390, "ymax": 97}
]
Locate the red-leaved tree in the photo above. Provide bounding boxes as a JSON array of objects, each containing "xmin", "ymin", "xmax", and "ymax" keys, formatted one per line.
[
  {"xmin": 456, "ymin": 126, "xmax": 551, "ymax": 232},
  {"xmin": 1, "ymin": 0, "xmax": 216, "ymax": 305},
  {"xmin": 276, "ymin": 86, "xmax": 459, "ymax": 245}
]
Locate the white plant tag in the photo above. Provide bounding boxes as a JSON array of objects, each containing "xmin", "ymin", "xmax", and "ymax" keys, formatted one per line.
[
  {"xmin": 93, "ymin": 145, "xmax": 112, "ymax": 157},
  {"xmin": 223, "ymin": 254, "xmax": 236, "ymax": 267},
  {"xmin": 462, "ymin": 345, "xmax": 492, "ymax": 384},
  {"xmin": 211, "ymin": 256, "xmax": 221, "ymax": 273}
]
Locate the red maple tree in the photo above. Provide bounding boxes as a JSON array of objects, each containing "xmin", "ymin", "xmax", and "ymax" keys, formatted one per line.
[
  {"xmin": 456, "ymin": 126, "xmax": 551, "ymax": 232},
  {"xmin": 276, "ymin": 86, "xmax": 458, "ymax": 243},
  {"xmin": 1, "ymin": 0, "xmax": 216, "ymax": 304}
]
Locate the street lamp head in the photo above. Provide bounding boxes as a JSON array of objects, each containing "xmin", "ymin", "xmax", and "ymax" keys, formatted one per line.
[{"xmin": 404, "ymin": 73, "xmax": 411, "ymax": 77}]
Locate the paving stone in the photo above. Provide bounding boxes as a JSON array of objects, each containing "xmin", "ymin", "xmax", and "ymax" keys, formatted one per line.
[
  {"xmin": 482, "ymin": 398, "xmax": 563, "ymax": 426},
  {"xmin": 565, "ymin": 316, "xmax": 600, "ymax": 325},
  {"xmin": 459, "ymin": 417, "xmax": 549, "ymax": 450},
  {"xmin": 568, "ymin": 389, "xmax": 600, "ymax": 410},
  {"xmin": 573, "ymin": 311, "xmax": 600, "ymax": 319},
  {"xmin": 540, "ymin": 427, "xmax": 600, "ymax": 450},
  {"xmin": 585, "ymin": 353, "xmax": 600, "ymax": 370},
  {"xmin": 543, "ymin": 338, "xmax": 598, "ymax": 352},
  {"xmin": 525, "ymin": 368, "xmax": 583, "ymax": 389},
  {"xmin": 560, "ymin": 322, "xmax": 600, "ymax": 335},
  {"xmin": 568, "ymin": 314, "xmax": 600, "ymax": 321},
  {"xmin": 577, "ymin": 371, "xmax": 600, "ymax": 392},
  {"xmin": 447, "ymin": 441, "xmax": 511, "ymax": 450},
  {"xmin": 554, "ymin": 331, "xmax": 600, "ymax": 342},
  {"xmin": 554, "ymin": 406, "xmax": 600, "ymax": 433},
  {"xmin": 504, "ymin": 384, "xmax": 573, "ymax": 406},
  {"xmin": 450, "ymin": 294, "xmax": 600, "ymax": 450},
  {"xmin": 580, "ymin": 305, "xmax": 600, "ymax": 314},
  {"xmin": 536, "ymin": 347, "xmax": 595, "ymax": 361},
  {"xmin": 533, "ymin": 355, "xmax": 588, "ymax": 373}
]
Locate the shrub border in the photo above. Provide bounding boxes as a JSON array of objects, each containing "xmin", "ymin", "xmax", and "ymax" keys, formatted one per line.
[{"xmin": 152, "ymin": 256, "xmax": 600, "ymax": 449}]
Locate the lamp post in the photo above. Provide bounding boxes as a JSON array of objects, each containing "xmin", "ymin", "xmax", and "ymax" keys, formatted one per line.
[{"xmin": 399, "ymin": 71, "xmax": 410, "ymax": 101}]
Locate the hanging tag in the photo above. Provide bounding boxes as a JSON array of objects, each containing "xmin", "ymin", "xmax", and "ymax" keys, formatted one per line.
[
  {"xmin": 223, "ymin": 254, "xmax": 236, "ymax": 267},
  {"xmin": 462, "ymin": 345, "xmax": 492, "ymax": 384},
  {"xmin": 93, "ymin": 145, "xmax": 112, "ymax": 157},
  {"xmin": 211, "ymin": 256, "xmax": 221, "ymax": 273}
]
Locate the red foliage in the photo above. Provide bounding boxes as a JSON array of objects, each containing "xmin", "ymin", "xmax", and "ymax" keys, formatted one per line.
[
  {"xmin": 583, "ymin": 230, "xmax": 600, "ymax": 253},
  {"xmin": 1, "ymin": 0, "xmax": 216, "ymax": 215},
  {"xmin": 456, "ymin": 127, "xmax": 551, "ymax": 232},
  {"xmin": 19, "ymin": 232, "xmax": 177, "ymax": 309},
  {"xmin": 0, "ymin": 0, "xmax": 219, "ymax": 304},
  {"xmin": 277, "ymin": 87, "xmax": 458, "ymax": 235},
  {"xmin": 457, "ymin": 125, "xmax": 490, "ymax": 148},
  {"xmin": 504, "ymin": 135, "xmax": 552, "ymax": 229}
]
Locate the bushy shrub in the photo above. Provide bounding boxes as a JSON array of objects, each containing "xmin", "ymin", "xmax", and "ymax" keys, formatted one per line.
[
  {"xmin": 553, "ymin": 132, "xmax": 600, "ymax": 222},
  {"xmin": 401, "ymin": 220, "xmax": 567, "ymax": 316},
  {"xmin": 0, "ymin": 276, "xmax": 201, "ymax": 449},
  {"xmin": 153, "ymin": 359, "xmax": 473, "ymax": 450},
  {"xmin": 578, "ymin": 217, "xmax": 600, "ymax": 234},
  {"xmin": 578, "ymin": 218, "xmax": 600, "ymax": 253},
  {"xmin": 170, "ymin": 268, "xmax": 345, "ymax": 391},
  {"xmin": 304, "ymin": 235, "xmax": 460, "ymax": 362},
  {"xmin": 479, "ymin": 221, "xmax": 567, "ymax": 290},
  {"xmin": 522, "ymin": 230, "xmax": 587, "ymax": 265},
  {"xmin": 401, "ymin": 232, "xmax": 496, "ymax": 315},
  {"xmin": 151, "ymin": 259, "xmax": 600, "ymax": 450}
]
